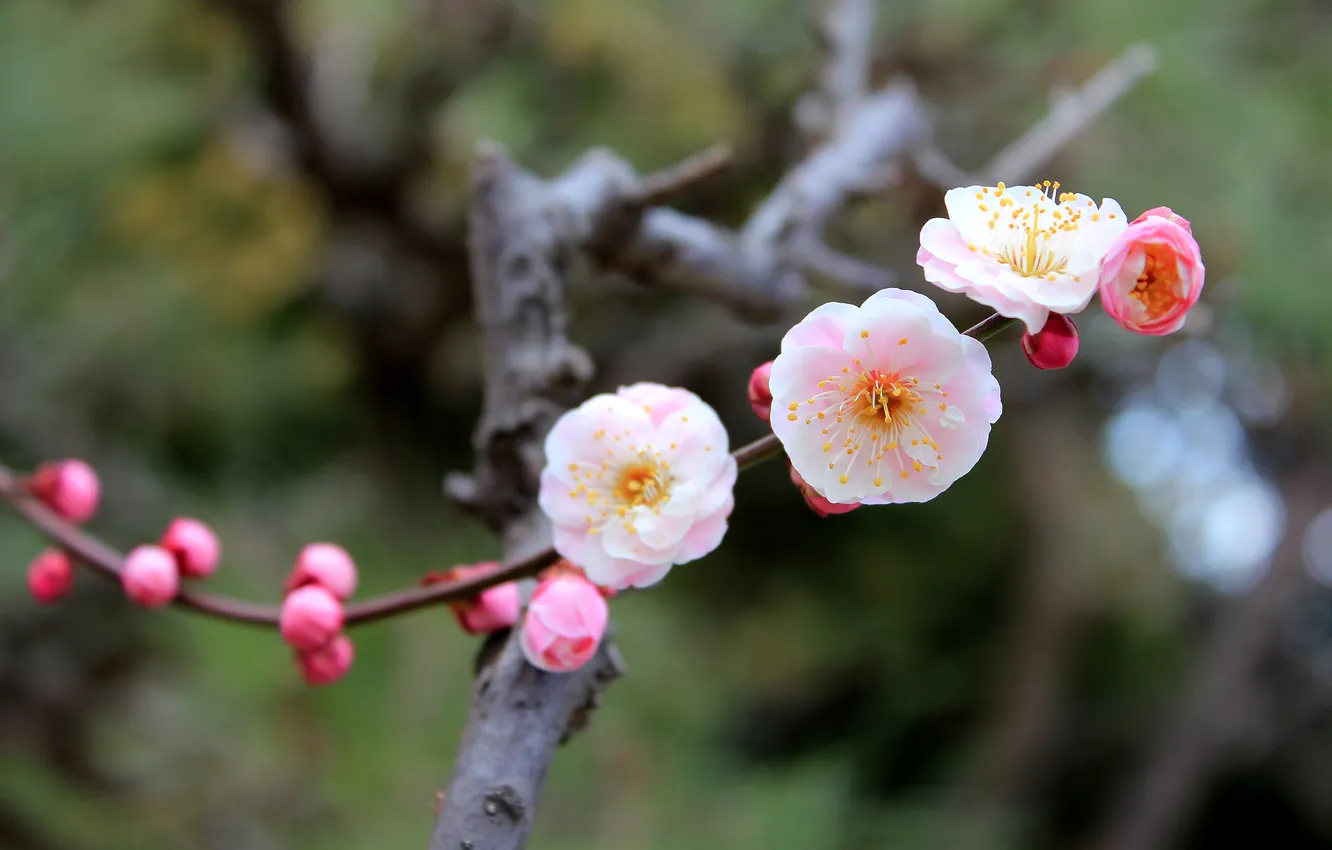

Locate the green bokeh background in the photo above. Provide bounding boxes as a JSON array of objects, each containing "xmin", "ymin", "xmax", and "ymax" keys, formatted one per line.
[{"xmin": 3, "ymin": 1, "xmax": 1331, "ymax": 848}]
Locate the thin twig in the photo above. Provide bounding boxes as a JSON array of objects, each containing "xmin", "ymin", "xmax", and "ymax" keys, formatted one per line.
[
  {"xmin": 912, "ymin": 43, "xmax": 1158, "ymax": 188},
  {"xmin": 630, "ymin": 144, "xmax": 734, "ymax": 208}
]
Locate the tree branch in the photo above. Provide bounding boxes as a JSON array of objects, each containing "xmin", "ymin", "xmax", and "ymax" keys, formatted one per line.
[{"xmin": 912, "ymin": 43, "xmax": 1158, "ymax": 188}]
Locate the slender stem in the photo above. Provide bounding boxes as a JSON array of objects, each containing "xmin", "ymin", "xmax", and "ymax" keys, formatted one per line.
[
  {"xmin": 0, "ymin": 310, "xmax": 1015, "ymax": 630},
  {"xmin": 964, "ymin": 313, "xmax": 1020, "ymax": 343}
]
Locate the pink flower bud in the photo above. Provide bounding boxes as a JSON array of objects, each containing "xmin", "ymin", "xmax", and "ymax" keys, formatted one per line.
[
  {"xmin": 787, "ymin": 462, "xmax": 858, "ymax": 517},
  {"xmin": 279, "ymin": 585, "xmax": 345, "ymax": 651},
  {"xmin": 27, "ymin": 549, "xmax": 74, "ymax": 604},
  {"xmin": 440, "ymin": 563, "xmax": 520, "ymax": 635},
  {"xmin": 121, "ymin": 545, "xmax": 179, "ymax": 608},
  {"xmin": 31, "ymin": 459, "xmax": 100, "ymax": 524},
  {"xmin": 1020, "ymin": 313, "xmax": 1080, "ymax": 370},
  {"xmin": 1099, "ymin": 207, "xmax": 1205, "ymax": 336},
  {"xmin": 160, "ymin": 517, "xmax": 221, "ymax": 579},
  {"xmin": 296, "ymin": 634, "xmax": 354, "ymax": 686},
  {"xmin": 748, "ymin": 361, "xmax": 774, "ymax": 422},
  {"xmin": 287, "ymin": 543, "xmax": 357, "ymax": 600},
  {"xmin": 519, "ymin": 574, "xmax": 608, "ymax": 673}
]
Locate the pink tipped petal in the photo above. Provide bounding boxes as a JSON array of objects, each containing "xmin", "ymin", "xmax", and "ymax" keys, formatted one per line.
[
  {"xmin": 297, "ymin": 634, "xmax": 354, "ymax": 685},
  {"xmin": 1098, "ymin": 212, "xmax": 1204, "ymax": 335},
  {"xmin": 28, "ymin": 549, "xmax": 74, "ymax": 604},
  {"xmin": 160, "ymin": 518, "xmax": 221, "ymax": 579},
  {"xmin": 519, "ymin": 575, "xmax": 609, "ymax": 672},
  {"xmin": 280, "ymin": 585, "xmax": 345, "ymax": 651},
  {"xmin": 122, "ymin": 545, "xmax": 179, "ymax": 608},
  {"xmin": 769, "ymin": 289, "xmax": 1001, "ymax": 507},
  {"xmin": 1132, "ymin": 205, "xmax": 1192, "ymax": 233},
  {"xmin": 538, "ymin": 383, "xmax": 737, "ymax": 589}
]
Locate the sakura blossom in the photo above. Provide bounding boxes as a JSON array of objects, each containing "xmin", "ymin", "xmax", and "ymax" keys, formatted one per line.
[
  {"xmin": 1098, "ymin": 206, "xmax": 1205, "ymax": 335},
  {"xmin": 769, "ymin": 288, "xmax": 1001, "ymax": 506},
  {"xmin": 519, "ymin": 573, "xmax": 609, "ymax": 673},
  {"xmin": 918, "ymin": 181, "xmax": 1127, "ymax": 332},
  {"xmin": 538, "ymin": 382, "xmax": 737, "ymax": 589}
]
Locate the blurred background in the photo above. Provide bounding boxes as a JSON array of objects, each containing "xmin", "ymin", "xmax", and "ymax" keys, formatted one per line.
[{"xmin": 3, "ymin": 0, "xmax": 1332, "ymax": 848}]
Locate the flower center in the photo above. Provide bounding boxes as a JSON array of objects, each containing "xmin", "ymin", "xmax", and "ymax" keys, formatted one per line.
[
  {"xmin": 847, "ymin": 370, "xmax": 921, "ymax": 431},
  {"xmin": 613, "ymin": 461, "xmax": 668, "ymax": 509},
  {"xmin": 1130, "ymin": 245, "xmax": 1181, "ymax": 319},
  {"xmin": 975, "ymin": 181, "xmax": 1090, "ymax": 281}
]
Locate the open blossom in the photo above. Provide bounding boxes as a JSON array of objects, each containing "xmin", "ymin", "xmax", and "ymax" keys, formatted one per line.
[
  {"xmin": 918, "ymin": 181, "xmax": 1127, "ymax": 333},
  {"xmin": 519, "ymin": 574, "xmax": 609, "ymax": 673},
  {"xmin": 1098, "ymin": 206, "xmax": 1204, "ymax": 335},
  {"xmin": 538, "ymin": 383, "xmax": 737, "ymax": 589},
  {"xmin": 769, "ymin": 289, "xmax": 1001, "ymax": 505}
]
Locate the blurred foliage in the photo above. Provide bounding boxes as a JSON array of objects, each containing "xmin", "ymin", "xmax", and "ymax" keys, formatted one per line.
[{"xmin": 2, "ymin": 0, "xmax": 1332, "ymax": 849}]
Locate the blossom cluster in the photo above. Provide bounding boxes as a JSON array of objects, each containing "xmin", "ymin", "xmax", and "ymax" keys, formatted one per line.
[{"xmin": 15, "ymin": 183, "xmax": 1205, "ymax": 682}]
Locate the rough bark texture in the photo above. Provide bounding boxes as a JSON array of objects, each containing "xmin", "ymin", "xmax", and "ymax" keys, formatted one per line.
[{"xmin": 431, "ymin": 145, "xmax": 617, "ymax": 850}]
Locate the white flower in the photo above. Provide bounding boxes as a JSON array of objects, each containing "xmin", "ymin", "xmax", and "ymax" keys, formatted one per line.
[
  {"xmin": 538, "ymin": 383, "xmax": 737, "ymax": 589},
  {"xmin": 917, "ymin": 181, "xmax": 1127, "ymax": 332},
  {"xmin": 769, "ymin": 289, "xmax": 1001, "ymax": 505}
]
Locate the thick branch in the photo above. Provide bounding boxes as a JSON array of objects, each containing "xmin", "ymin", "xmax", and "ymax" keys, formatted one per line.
[{"xmin": 430, "ymin": 143, "xmax": 616, "ymax": 850}]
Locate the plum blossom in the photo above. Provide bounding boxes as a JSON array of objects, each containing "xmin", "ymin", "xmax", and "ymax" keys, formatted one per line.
[
  {"xmin": 1098, "ymin": 206, "xmax": 1205, "ymax": 335},
  {"xmin": 519, "ymin": 573, "xmax": 608, "ymax": 673},
  {"xmin": 918, "ymin": 181, "xmax": 1127, "ymax": 332},
  {"xmin": 769, "ymin": 288, "xmax": 1001, "ymax": 505},
  {"xmin": 538, "ymin": 383, "xmax": 737, "ymax": 589}
]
